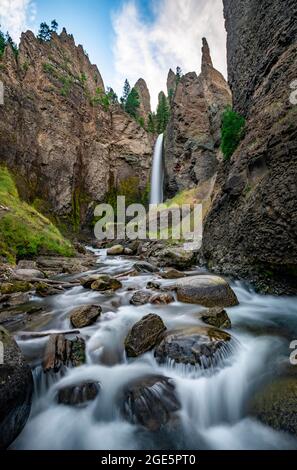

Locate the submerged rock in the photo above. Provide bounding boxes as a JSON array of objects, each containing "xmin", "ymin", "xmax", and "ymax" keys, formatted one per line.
[
  {"xmin": 70, "ymin": 304, "xmax": 102, "ymax": 328},
  {"xmin": 249, "ymin": 377, "xmax": 297, "ymax": 437},
  {"xmin": 130, "ymin": 291, "xmax": 151, "ymax": 306},
  {"xmin": 121, "ymin": 375, "xmax": 180, "ymax": 431},
  {"xmin": 199, "ymin": 307, "xmax": 231, "ymax": 329},
  {"xmin": 107, "ymin": 245, "xmax": 124, "ymax": 255},
  {"xmin": 43, "ymin": 334, "xmax": 86, "ymax": 373},
  {"xmin": 150, "ymin": 293, "xmax": 175, "ymax": 305},
  {"xmin": 155, "ymin": 326, "xmax": 233, "ymax": 368},
  {"xmin": 0, "ymin": 327, "xmax": 33, "ymax": 449},
  {"xmin": 175, "ymin": 275, "xmax": 239, "ymax": 308},
  {"xmin": 125, "ymin": 314, "xmax": 166, "ymax": 358},
  {"xmin": 57, "ymin": 381, "xmax": 100, "ymax": 406}
]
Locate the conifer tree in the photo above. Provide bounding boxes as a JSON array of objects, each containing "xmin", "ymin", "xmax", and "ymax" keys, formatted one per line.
[
  {"xmin": 125, "ymin": 87, "xmax": 140, "ymax": 118},
  {"xmin": 156, "ymin": 92, "xmax": 170, "ymax": 133}
]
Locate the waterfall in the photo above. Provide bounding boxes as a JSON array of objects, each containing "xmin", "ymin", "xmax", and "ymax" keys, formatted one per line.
[{"xmin": 150, "ymin": 134, "xmax": 164, "ymax": 205}]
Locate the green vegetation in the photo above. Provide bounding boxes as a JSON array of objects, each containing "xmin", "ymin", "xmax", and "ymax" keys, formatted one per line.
[
  {"xmin": 0, "ymin": 166, "xmax": 74, "ymax": 263},
  {"xmin": 106, "ymin": 176, "xmax": 149, "ymax": 213},
  {"xmin": 90, "ymin": 87, "xmax": 110, "ymax": 110},
  {"xmin": 0, "ymin": 27, "xmax": 18, "ymax": 59},
  {"xmin": 176, "ymin": 66, "xmax": 183, "ymax": 84},
  {"xmin": 221, "ymin": 106, "xmax": 246, "ymax": 160},
  {"xmin": 42, "ymin": 62, "xmax": 74, "ymax": 97},
  {"xmin": 125, "ymin": 87, "xmax": 140, "ymax": 118},
  {"xmin": 37, "ymin": 20, "xmax": 59, "ymax": 42},
  {"xmin": 156, "ymin": 92, "xmax": 170, "ymax": 133},
  {"xmin": 147, "ymin": 112, "xmax": 157, "ymax": 133}
]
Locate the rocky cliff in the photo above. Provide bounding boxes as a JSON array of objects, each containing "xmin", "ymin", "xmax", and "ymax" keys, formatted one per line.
[
  {"xmin": 203, "ymin": 0, "xmax": 297, "ymax": 292},
  {"xmin": 0, "ymin": 29, "xmax": 153, "ymax": 229},
  {"xmin": 134, "ymin": 78, "xmax": 151, "ymax": 123},
  {"xmin": 164, "ymin": 38, "xmax": 231, "ymax": 199}
]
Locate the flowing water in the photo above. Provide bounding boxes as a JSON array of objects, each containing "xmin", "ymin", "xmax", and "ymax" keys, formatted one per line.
[
  {"xmin": 11, "ymin": 248, "xmax": 297, "ymax": 450},
  {"xmin": 150, "ymin": 134, "xmax": 164, "ymax": 205}
]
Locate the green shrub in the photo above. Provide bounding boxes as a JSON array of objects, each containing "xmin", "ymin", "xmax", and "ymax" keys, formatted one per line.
[
  {"xmin": 221, "ymin": 107, "xmax": 246, "ymax": 160},
  {"xmin": 0, "ymin": 166, "xmax": 74, "ymax": 263}
]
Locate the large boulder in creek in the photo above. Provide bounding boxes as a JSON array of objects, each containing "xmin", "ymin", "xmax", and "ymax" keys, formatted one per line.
[
  {"xmin": 133, "ymin": 261, "xmax": 159, "ymax": 273},
  {"xmin": 175, "ymin": 275, "xmax": 239, "ymax": 308},
  {"xmin": 42, "ymin": 334, "xmax": 86, "ymax": 373},
  {"xmin": 12, "ymin": 268, "xmax": 45, "ymax": 281},
  {"xmin": 57, "ymin": 381, "xmax": 100, "ymax": 406},
  {"xmin": 70, "ymin": 304, "xmax": 102, "ymax": 328},
  {"xmin": 155, "ymin": 246, "xmax": 195, "ymax": 269},
  {"xmin": 249, "ymin": 377, "xmax": 297, "ymax": 437},
  {"xmin": 107, "ymin": 245, "xmax": 124, "ymax": 255},
  {"xmin": 130, "ymin": 291, "xmax": 151, "ymax": 306},
  {"xmin": 121, "ymin": 375, "xmax": 180, "ymax": 431},
  {"xmin": 0, "ymin": 327, "xmax": 33, "ymax": 449},
  {"xmin": 125, "ymin": 314, "xmax": 166, "ymax": 358},
  {"xmin": 81, "ymin": 274, "xmax": 122, "ymax": 292},
  {"xmin": 198, "ymin": 307, "xmax": 231, "ymax": 329},
  {"xmin": 150, "ymin": 292, "xmax": 175, "ymax": 305},
  {"xmin": 155, "ymin": 326, "xmax": 233, "ymax": 368},
  {"xmin": 160, "ymin": 268, "xmax": 186, "ymax": 279}
]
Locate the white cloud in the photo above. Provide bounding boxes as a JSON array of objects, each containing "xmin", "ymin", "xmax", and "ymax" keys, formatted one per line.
[
  {"xmin": 0, "ymin": 0, "xmax": 36, "ymax": 43},
  {"xmin": 112, "ymin": 0, "xmax": 227, "ymax": 110}
]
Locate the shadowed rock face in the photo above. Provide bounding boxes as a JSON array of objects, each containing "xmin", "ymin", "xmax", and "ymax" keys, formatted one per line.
[
  {"xmin": 164, "ymin": 38, "xmax": 231, "ymax": 198},
  {"xmin": 0, "ymin": 327, "xmax": 33, "ymax": 449},
  {"xmin": 203, "ymin": 0, "xmax": 297, "ymax": 293},
  {"xmin": 0, "ymin": 29, "xmax": 153, "ymax": 227}
]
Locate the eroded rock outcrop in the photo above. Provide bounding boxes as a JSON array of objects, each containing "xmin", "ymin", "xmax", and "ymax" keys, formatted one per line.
[
  {"xmin": 134, "ymin": 78, "xmax": 151, "ymax": 123},
  {"xmin": 164, "ymin": 38, "xmax": 231, "ymax": 199},
  {"xmin": 0, "ymin": 29, "xmax": 153, "ymax": 228},
  {"xmin": 203, "ymin": 0, "xmax": 297, "ymax": 292}
]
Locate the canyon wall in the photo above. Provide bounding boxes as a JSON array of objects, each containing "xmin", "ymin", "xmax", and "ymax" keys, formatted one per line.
[
  {"xmin": 0, "ymin": 29, "xmax": 153, "ymax": 228},
  {"xmin": 164, "ymin": 39, "xmax": 231, "ymax": 198},
  {"xmin": 203, "ymin": 0, "xmax": 297, "ymax": 291}
]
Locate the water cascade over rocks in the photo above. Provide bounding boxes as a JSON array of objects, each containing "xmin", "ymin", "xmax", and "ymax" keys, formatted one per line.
[{"xmin": 150, "ymin": 134, "xmax": 164, "ymax": 205}]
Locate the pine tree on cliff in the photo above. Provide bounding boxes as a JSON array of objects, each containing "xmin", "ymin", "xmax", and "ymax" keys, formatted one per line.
[
  {"xmin": 120, "ymin": 79, "xmax": 131, "ymax": 107},
  {"xmin": 51, "ymin": 20, "xmax": 58, "ymax": 33},
  {"xmin": 156, "ymin": 93, "xmax": 170, "ymax": 133},
  {"xmin": 0, "ymin": 28, "xmax": 5, "ymax": 56},
  {"xmin": 125, "ymin": 87, "xmax": 140, "ymax": 118},
  {"xmin": 37, "ymin": 22, "xmax": 52, "ymax": 42},
  {"xmin": 107, "ymin": 87, "xmax": 118, "ymax": 104},
  {"xmin": 5, "ymin": 33, "xmax": 18, "ymax": 57},
  {"xmin": 176, "ymin": 66, "xmax": 183, "ymax": 83},
  {"xmin": 147, "ymin": 112, "xmax": 156, "ymax": 133}
]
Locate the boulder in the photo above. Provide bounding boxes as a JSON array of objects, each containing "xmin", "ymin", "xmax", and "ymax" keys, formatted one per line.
[
  {"xmin": 160, "ymin": 268, "xmax": 186, "ymax": 279},
  {"xmin": 70, "ymin": 305, "xmax": 102, "ymax": 328},
  {"xmin": 43, "ymin": 334, "xmax": 86, "ymax": 373},
  {"xmin": 249, "ymin": 377, "xmax": 297, "ymax": 437},
  {"xmin": 107, "ymin": 245, "xmax": 124, "ymax": 256},
  {"xmin": 199, "ymin": 307, "xmax": 231, "ymax": 329},
  {"xmin": 121, "ymin": 375, "xmax": 180, "ymax": 431},
  {"xmin": 57, "ymin": 381, "xmax": 100, "ymax": 406},
  {"xmin": 0, "ymin": 281, "xmax": 32, "ymax": 295},
  {"xmin": 124, "ymin": 248, "xmax": 133, "ymax": 255},
  {"xmin": 155, "ymin": 326, "xmax": 233, "ymax": 368},
  {"xmin": 91, "ymin": 275, "xmax": 122, "ymax": 292},
  {"xmin": 150, "ymin": 293, "xmax": 175, "ymax": 305},
  {"xmin": 130, "ymin": 291, "xmax": 151, "ymax": 306},
  {"xmin": 0, "ymin": 327, "xmax": 33, "ymax": 449},
  {"xmin": 175, "ymin": 275, "xmax": 239, "ymax": 308},
  {"xmin": 0, "ymin": 292, "xmax": 30, "ymax": 307},
  {"xmin": 146, "ymin": 281, "xmax": 162, "ymax": 290},
  {"xmin": 12, "ymin": 269, "xmax": 45, "ymax": 280},
  {"xmin": 155, "ymin": 247, "xmax": 195, "ymax": 269},
  {"xmin": 81, "ymin": 274, "xmax": 122, "ymax": 292},
  {"xmin": 125, "ymin": 314, "xmax": 166, "ymax": 358},
  {"xmin": 134, "ymin": 261, "xmax": 159, "ymax": 273}
]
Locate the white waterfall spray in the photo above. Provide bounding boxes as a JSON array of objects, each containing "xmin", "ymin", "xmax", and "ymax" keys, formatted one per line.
[{"xmin": 150, "ymin": 134, "xmax": 164, "ymax": 205}]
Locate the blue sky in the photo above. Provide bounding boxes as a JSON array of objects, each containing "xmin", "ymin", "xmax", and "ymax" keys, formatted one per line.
[{"xmin": 0, "ymin": 0, "xmax": 227, "ymax": 108}]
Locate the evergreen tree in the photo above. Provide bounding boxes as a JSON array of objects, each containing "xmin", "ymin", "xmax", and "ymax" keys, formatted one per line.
[
  {"xmin": 106, "ymin": 87, "xmax": 118, "ymax": 104},
  {"xmin": 125, "ymin": 87, "xmax": 140, "ymax": 118},
  {"xmin": 176, "ymin": 66, "xmax": 183, "ymax": 84},
  {"xmin": 156, "ymin": 92, "xmax": 170, "ymax": 133},
  {"xmin": 0, "ymin": 27, "xmax": 5, "ymax": 56},
  {"xmin": 51, "ymin": 19, "xmax": 58, "ymax": 33},
  {"xmin": 37, "ymin": 22, "xmax": 51, "ymax": 42},
  {"xmin": 5, "ymin": 33, "xmax": 18, "ymax": 57},
  {"xmin": 147, "ymin": 112, "xmax": 156, "ymax": 133},
  {"xmin": 121, "ymin": 79, "xmax": 131, "ymax": 107}
]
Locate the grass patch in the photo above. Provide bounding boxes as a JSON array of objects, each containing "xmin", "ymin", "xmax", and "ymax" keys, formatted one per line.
[
  {"xmin": 221, "ymin": 106, "xmax": 246, "ymax": 160},
  {"xmin": 0, "ymin": 166, "xmax": 74, "ymax": 263}
]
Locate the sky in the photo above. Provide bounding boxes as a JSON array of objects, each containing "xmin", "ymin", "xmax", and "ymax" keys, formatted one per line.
[{"xmin": 0, "ymin": 0, "xmax": 227, "ymax": 109}]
